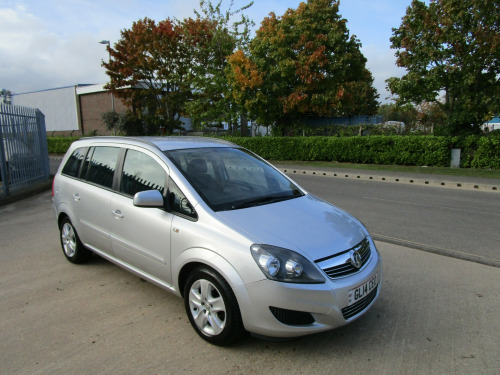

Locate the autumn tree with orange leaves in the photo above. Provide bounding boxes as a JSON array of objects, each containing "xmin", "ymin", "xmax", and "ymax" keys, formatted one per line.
[
  {"xmin": 103, "ymin": 17, "xmax": 214, "ymax": 134},
  {"xmin": 227, "ymin": 0, "xmax": 378, "ymax": 134}
]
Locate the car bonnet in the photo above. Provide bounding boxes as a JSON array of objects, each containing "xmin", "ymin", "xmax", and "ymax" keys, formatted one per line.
[{"xmin": 216, "ymin": 194, "xmax": 368, "ymax": 261}]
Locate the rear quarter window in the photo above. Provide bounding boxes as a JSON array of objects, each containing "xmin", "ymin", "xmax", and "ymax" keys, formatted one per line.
[{"xmin": 61, "ymin": 147, "xmax": 87, "ymax": 178}]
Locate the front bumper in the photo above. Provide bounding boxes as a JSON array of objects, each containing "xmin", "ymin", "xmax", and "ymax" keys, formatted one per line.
[{"xmin": 237, "ymin": 243, "xmax": 382, "ymax": 338}]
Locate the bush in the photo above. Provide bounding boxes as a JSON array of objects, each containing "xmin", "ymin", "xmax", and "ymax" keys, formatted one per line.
[
  {"xmin": 224, "ymin": 136, "xmax": 454, "ymax": 167},
  {"xmin": 47, "ymin": 137, "xmax": 80, "ymax": 154},
  {"xmin": 46, "ymin": 134, "xmax": 499, "ymax": 169},
  {"xmin": 471, "ymin": 133, "xmax": 500, "ymax": 169}
]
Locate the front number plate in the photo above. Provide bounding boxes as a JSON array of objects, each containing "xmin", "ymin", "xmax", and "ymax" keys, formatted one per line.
[{"xmin": 348, "ymin": 274, "xmax": 378, "ymax": 306}]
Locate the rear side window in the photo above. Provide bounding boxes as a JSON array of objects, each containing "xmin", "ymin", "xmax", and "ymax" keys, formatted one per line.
[
  {"xmin": 61, "ymin": 147, "xmax": 87, "ymax": 177},
  {"xmin": 120, "ymin": 149, "xmax": 166, "ymax": 196},
  {"xmin": 84, "ymin": 146, "xmax": 120, "ymax": 189}
]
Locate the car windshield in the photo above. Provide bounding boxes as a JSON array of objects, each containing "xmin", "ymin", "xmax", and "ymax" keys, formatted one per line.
[{"xmin": 164, "ymin": 147, "xmax": 304, "ymax": 211}]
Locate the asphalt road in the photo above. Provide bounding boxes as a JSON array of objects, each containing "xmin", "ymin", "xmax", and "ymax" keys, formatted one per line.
[{"xmin": 287, "ymin": 173, "xmax": 500, "ymax": 266}]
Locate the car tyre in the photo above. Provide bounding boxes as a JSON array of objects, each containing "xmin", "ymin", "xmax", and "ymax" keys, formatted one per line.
[
  {"xmin": 59, "ymin": 217, "xmax": 92, "ymax": 264},
  {"xmin": 184, "ymin": 267, "xmax": 245, "ymax": 345}
]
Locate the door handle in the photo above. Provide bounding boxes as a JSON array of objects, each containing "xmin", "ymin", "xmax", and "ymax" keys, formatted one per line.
[
  {"xmin": 112, "ymin": 209, "xmax": 124, "ymax": 219},
  {"xmin": 73, "ymin": 193, "xmax": 80, "ymax": 201}
]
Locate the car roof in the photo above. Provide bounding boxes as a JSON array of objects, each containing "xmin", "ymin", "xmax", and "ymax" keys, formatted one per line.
[{"xmin": 78, "ymin": 136, "xmax": 237, "ymax": 152}]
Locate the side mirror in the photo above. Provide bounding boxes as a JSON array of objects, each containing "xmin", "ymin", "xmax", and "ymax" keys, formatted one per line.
[{"xmin": 133, "ymin": 190, "xmax": 164, "ymax": 208}]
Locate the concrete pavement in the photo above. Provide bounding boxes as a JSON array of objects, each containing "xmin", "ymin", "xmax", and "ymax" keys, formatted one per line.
[{"xmin": 0, "ymin": 191, "xmax": 499, "ymax": 374}]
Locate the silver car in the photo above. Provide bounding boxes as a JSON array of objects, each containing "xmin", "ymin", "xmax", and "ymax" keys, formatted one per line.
[{"xmin": 52, "ymin": 136, "xmax": 382, "ymax": 345}]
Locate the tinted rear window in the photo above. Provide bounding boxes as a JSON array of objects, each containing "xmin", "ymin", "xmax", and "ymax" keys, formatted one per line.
[{"xmin": 62, "ymin": 147, "xmax": 87, "ymax": 178}]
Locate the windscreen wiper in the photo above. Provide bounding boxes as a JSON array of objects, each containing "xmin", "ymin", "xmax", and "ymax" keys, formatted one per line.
[{"xmin": 232, "ymin": 194, "xmax": 298, "ymax": 210}]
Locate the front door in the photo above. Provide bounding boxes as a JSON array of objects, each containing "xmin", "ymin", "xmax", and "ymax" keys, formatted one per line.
[{"xmin": 109, "ymin": 148, "xmax": 173, "ymax": 284}]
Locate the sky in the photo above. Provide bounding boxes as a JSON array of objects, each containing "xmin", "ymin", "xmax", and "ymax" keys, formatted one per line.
[{"xmin": 0, "ymin": 0, "xmax": 415, "ymax": 103}]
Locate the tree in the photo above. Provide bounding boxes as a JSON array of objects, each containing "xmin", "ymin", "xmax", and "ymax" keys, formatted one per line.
[
  {"xmin": 227, "ymin": 0, "xmax": 379, "ymax": 134},
  {"xmin": 378, "ymin": 103, "xmax": 418, "ymax": 127},
  {"xmin": 414, "ymin": 101, "xmax": 447, "ymax": 134},
  {"xmin": 185, "ymin": 1, "xmax": 254, "ymax": 134},
  {"xmin": 101, "ymin": 111, "xmax": 145, "ymax": 136},
  {"xmin": 101, "ymin": 111, "xmax": 120, "ymax": 135},
  {"xmin": 103, "ymin": 17, "xmax": 213, "ymax": 134},
  {"xmin": 387, "ymin": 0, "xmax": 500, "ymax": 135},
  {"xmin": 1, "ymin": 89, "xmax": 12, "ymax": 105}
]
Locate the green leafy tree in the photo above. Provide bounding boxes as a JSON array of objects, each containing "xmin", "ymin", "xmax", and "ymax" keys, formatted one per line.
[
  {"xmin": 101, "ymin": 111, "xmax": 145, "ymax": 136},
  {"xmin": 378, "ymin": 103, "xmax": 417, "ymax": 126},
  {"xmin": 227, "ymin": 0, "xmax": 379, "ymax": 134},
  {"xmin": 1, "ymin": 89, "xmax": 12, "ymax": 104},
  {"xmin": 119, "ymin": 112, "xmax": 145, "ymax": 136},
  {"xmin": 101, "ymin": 111, "xmax": 121, "ymax": 135},
  {"xmin": 387, "ymin": 0, "xmax": 500, "ymax": 135},
  {"xmin": 414, "ymin": 101, "xmax": 447, "ymax": 134},
  {"xmin": 185, "ymin": 1, "xmax": 254, "ymax": 134}
]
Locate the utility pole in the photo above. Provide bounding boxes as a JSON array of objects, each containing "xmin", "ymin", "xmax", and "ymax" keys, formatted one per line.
[{"xmin": 99, "ymin": 40, "xmax": 115, "ymax": 112}]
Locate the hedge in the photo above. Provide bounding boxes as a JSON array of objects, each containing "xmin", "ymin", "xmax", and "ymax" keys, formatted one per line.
[
  {"xmin": 47, "ymin": 137, "xmax": 81, "ymax": 154},
  {"xmin": 224, "ymin": 136, "xmax": 454, "ymax": 167},
  {"xmin": 460, "ymin": 135, "xmax": 500, "ymax": 169},
  {"xmin": 47, "ymin": 134, "xmax": 500, "ymax": 169}
]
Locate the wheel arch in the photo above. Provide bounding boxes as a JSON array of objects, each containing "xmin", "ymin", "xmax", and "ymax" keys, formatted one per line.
[
  {"xmin": 55, "ymin": 202, "xmax": 77, "ymax": 230},
  {"xmin": 57, "ymin": 211, "xmax": 69, "ymax": 228},
  {"xmin": 174, "ymin": 248, "xmax": 252, "ymax": 325},
  {"xmin": 175, "ymin": 248, "xmax": 245, "ymax": 296},
  {"xmin": 178, "ymin": 261, "xmax": 205, "ymax": 299}
]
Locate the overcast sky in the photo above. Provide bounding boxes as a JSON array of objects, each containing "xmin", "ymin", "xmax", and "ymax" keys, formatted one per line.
[{"xmin": 1, "ymin": 0, "xmax": 415, "ymax": 102}]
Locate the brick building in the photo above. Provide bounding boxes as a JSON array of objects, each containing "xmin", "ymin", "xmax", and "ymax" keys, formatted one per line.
[
  {"xmin": 13, "ymin": 84, "xmax": 128, "ymax": 136},
  {"xmin": 77, "ymin": 84, "xmax": 128, "ymax": 135}
]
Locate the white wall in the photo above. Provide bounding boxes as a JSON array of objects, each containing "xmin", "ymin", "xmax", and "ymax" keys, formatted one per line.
[{"xmin": 13, "ymin": 86, "xmax": 79, "ymax": 131}]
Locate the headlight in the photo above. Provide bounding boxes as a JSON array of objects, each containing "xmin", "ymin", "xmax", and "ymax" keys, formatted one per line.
[{"xmin": 250, "ymin": 244, "xmax": 325, "ymax": 284}]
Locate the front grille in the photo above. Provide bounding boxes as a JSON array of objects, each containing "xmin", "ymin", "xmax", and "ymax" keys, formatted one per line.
[
  {"xmin": 317, "ymin": 238, "xmax": 371, "ymax": 279},
  {"xmin": 269, "ymin": 306, "xmax": 315, "ymax": 325},
  {"xmin": 341, "ymin": 286, "xmax": 378, "ymax": 320}
]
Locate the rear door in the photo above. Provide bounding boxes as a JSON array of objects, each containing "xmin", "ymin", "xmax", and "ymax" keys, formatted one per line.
[{"xmin": 74, "ymin": 146, "xmax": 120, "ymax": 254}]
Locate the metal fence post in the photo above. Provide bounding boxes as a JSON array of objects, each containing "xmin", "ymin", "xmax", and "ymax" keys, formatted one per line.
[
  {"xmin": 36, "ymin": 109, "xmax": 50, "ymax": 178},
  {"xmin": 0, "ymin": 106, "xmax": 9, "ymax": 196}
]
